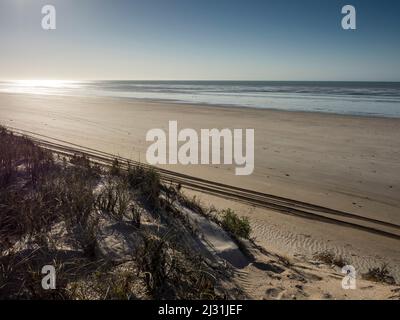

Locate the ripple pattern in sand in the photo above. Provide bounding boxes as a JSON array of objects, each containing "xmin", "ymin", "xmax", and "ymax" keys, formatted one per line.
[{"xmin": 250, "ymin": 218, "xmax": 400, "ymax": 282}]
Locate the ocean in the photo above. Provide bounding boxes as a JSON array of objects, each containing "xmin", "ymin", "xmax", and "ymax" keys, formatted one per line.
[{"xmin": 1, "ymin": 80, "xmax": 400, "ymax": 118}]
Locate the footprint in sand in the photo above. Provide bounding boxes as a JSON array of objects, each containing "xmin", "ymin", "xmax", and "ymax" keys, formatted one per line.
[{"xmin": 264, "ymin": 287, "xmax": 285, "ymax": 299}]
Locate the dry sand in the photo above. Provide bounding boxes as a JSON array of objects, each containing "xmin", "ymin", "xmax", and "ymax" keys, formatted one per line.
[{"xmin": 1, "ymin": 92, "xmax": 400, "ymax": 286}]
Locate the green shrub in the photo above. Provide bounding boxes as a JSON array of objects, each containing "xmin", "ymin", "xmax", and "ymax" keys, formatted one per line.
[{"xmin": 220, "ymin": 209, "xmax": 251, "ymax": 239}]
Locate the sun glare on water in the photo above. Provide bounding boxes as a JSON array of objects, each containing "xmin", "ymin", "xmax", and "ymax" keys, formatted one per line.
[
  {"xmin": 12, "ymin": 80, "xmax": 77, "ymax": 88},
  {"xmin": 1, "ymin": 80, "xmax": 82, "ymax": 95}
]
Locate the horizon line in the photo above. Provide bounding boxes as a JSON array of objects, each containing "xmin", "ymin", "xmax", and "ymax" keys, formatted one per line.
[{"xmin": 2, "ymin": 79, "xmax": 400, "ymax": 83}]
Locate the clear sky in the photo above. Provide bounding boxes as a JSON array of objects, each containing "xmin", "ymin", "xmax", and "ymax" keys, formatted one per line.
[{"xmin": 1, "ymin": 0, "xmax": 399, "ymax": 81}]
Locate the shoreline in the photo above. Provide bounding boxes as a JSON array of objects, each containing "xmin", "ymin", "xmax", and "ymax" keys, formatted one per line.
[{"xmin": 1, "ymin": 91, "xmax": 400, "ymax": 120}]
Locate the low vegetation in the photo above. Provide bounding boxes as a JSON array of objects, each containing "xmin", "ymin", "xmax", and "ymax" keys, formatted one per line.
[
  {"xmin": 313, "ymin": 250, "xmax": 348, "ymax": 268},
  {"xmin": 176, "ymin": 193, "xmax": 252, "ymax": 240},
  {"xmin": 362, "ymin": 263, "xmax": 396, "ymax": 285},
  {"xmin": 127, "ymin": 165, "xmax": 160, "ymax": 208},
  {"xmin": 220, "ymin": 209, "xmax": 251, "ymax": 240},
  {"xmin": 0, "ymin": 126, "xmax": 230, "ymax": 299}
]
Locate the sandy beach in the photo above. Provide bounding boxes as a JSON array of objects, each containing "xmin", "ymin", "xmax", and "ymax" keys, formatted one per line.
[
  {"xmin": 2, "ymin": 0, "xmax": 400, "ymax": 303},
  {"xmin": 1, "ymin": 92, "xmax": 400, "ymax": 282}
]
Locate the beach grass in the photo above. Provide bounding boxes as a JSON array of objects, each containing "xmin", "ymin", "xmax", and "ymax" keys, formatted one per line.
[{"xmin": 0, "ymin": 126, "xmax": 230, "ymax": 299}]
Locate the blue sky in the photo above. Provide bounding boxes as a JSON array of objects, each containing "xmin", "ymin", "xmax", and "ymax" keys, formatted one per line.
[{"xmin": 1, "ymin": 0, "xmax": 399, "ymax": 81}]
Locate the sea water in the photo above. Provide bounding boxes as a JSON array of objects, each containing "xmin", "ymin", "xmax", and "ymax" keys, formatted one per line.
[{"xmin": 1, "ymin": 80, "xmax": 400, "ymax": 118}]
